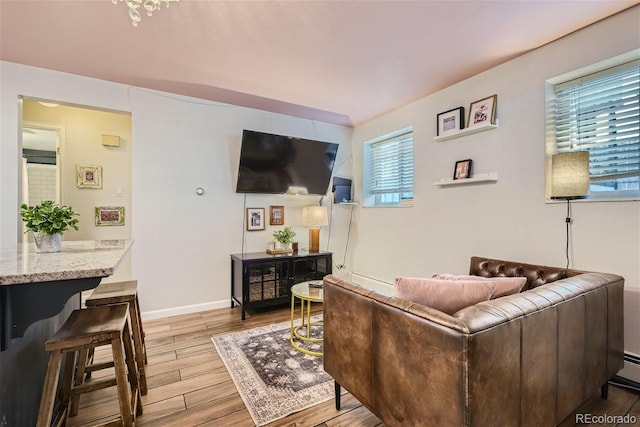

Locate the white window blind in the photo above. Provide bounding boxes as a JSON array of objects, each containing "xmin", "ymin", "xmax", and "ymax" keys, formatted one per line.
[
  {"xmin": 368, "ymin": 131, "xmax": 414, "ymax": 195},
  {"xmin": 553, "ymin": 60, "xmax": 639, "ymax": 196}
]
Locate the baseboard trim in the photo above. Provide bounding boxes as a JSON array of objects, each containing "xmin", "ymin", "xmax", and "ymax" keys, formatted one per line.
[{"xmin": 141, "ymin": 299, "xmax": 230, "ymax": 321}]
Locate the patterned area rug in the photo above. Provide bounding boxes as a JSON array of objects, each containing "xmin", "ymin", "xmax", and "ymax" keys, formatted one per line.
[{"xmin": 211, "ymin": 316, "xmax": 333, "ymax": 426}]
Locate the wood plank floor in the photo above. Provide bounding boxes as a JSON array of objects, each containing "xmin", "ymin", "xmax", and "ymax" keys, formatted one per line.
[{"xmin": 67, "ymin": 305, "xmax": 639, "ymax": 427}]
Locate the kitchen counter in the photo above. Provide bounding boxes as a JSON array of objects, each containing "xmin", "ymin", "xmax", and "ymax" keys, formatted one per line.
[
  {"xmin": 0, "ymin": 239, "xmax": 132, "ymax": 285},
  {"xmin": 0, "ymin": 239, "xmax": 133, "ymax": 426}
]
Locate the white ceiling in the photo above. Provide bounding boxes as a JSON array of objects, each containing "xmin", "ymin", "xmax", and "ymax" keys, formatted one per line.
[{"xmin": 1, "ymin": 1, "xmax": 637, "ymax": 126}]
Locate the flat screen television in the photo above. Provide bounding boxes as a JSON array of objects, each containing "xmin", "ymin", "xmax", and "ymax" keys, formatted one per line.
[{"xmin": 236, "ymin": 130, "xmax": 339, "ymax": 195}]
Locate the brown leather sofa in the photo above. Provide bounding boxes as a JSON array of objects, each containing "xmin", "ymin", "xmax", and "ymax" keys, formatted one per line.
[{"xmin": 323, "ymin": 256, "xmax": 624, "ymax": 426}]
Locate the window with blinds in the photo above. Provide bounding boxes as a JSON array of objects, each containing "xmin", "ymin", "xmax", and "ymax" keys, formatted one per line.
[
  {"xmin": 553, "ymin": 59, "xmax": 639, "ymax": 198},
  {"xmin": 363, "ymin": 129, "xmax": 414, "ymax": 206}
]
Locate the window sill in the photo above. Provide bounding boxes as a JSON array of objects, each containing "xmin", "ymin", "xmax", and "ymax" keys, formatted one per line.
[
  {"xmin": 545, "ymin": 196, "xmax": 640, "ymax": 204},
  {"xmin": 362, "ymin": 202, "xmax": 414, "ymax": 208}
]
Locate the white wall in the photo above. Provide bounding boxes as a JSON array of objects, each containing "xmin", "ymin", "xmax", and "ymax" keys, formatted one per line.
[
  {"xmin": 0, "ymin": 62, "xmax": 353, "ymax": 318},
  {"xmin": 351, "ymin": 7, "xmax": 640, "ymax": 376}
]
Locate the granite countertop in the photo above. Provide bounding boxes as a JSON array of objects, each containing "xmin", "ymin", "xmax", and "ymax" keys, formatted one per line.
[{"xmin": 0, "ymin": 240, "xmax": 133, "ymax": 285}]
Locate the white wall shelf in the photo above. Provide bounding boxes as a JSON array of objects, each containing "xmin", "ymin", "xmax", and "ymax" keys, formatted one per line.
[
  {"xmin": 434, "ymin": 122, "xmax": 498, "ymax": 142},
  {"xmin": 433, "ymin": 172, "xmax": 498, "ymax": 187}
]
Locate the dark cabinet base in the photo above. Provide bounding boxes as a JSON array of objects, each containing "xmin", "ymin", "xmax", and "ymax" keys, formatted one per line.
[{"xmin": 231, "ymin": 251, "xmax": 332, "ymax": 320}]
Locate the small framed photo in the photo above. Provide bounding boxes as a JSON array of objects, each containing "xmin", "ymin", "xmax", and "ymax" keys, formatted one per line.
[
  {"xmin": 95, "ymin": 206, "xmax": 125, "ymax": 226},
  {"xmin": 453, "ymin": 159, "xmax": 473, "ymax": 180},
  {"xmin": 77, "ymin": 165, "xmax": 102, "ymax": 189},
  {"xmin": 467, "ymin": 94, "xmax": 497, "ymax": 127},
  {"xmin": 437, "ymin": 107, "xmax": 465, "ymax": 136},
  {"xmin": 246, "ymin": 208, "xmax": 265, "ymax": 231},
  {"xmin": 269, "ymin": 205, "xmax": 285, "ymax": 225}
]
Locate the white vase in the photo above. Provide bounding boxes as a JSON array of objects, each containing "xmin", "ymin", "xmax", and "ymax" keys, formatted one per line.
[
  {"xmin": 276, "ymin": 242, "xmax": 292, "ymax": 251},
  {"xmin": 33, "ymin": 232, "xmax": 62, "ymax": 253}
]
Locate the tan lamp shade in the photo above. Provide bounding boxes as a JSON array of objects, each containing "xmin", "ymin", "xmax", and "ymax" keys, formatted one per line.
[
  {"xmin": 302, "ymin": 206, "xmax": 328, "ymax": 252},
  {"xmin": 551, "ymin": 151, "xmax": 590, "ymax": 199},
  {"xmin": 302, "ymin": 206, "xmax": 329, "ymax": 227}
]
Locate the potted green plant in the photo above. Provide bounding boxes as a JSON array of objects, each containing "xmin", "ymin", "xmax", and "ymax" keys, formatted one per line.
[
  {"xmin": 20, "ymin": 200, "xmax": 79, "ymax": 253},
  {"xmin": 273, "ymin": 226, "xmax": 296, "ymax": 250}
]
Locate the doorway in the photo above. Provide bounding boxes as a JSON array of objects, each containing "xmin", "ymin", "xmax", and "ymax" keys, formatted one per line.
[
  {"xmin": 22, "ymin": 122, "xmax": 63, "ymax": 207},
  {"xmin": 19, "ymin": 98, "xmax": 132, "ymax": 243}
]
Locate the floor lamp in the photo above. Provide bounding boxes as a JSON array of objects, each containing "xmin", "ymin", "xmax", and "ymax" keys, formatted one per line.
[
  {"xmin": 302, "ymin": 206, "xmax": 328, "ymax": 253},
  {"xmin": 550, "ymin": 151, "xmax": 590, "ymax": 269}
]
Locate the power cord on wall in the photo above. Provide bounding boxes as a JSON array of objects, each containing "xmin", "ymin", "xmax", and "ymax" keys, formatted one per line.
[
  {"xmin": 335, "ymin": 204, "xmax": 355, "ymax": 270},
  {"xmin": 564, "ymin": 199, "xmax": 572, "ymax": 270},
  {"xmin": 241, "ymin": 193, "xmax": 247, "ymax": 255},
  {"xmin": 326, "ymin": 199, "xmax": 354, "ymax": 271}
]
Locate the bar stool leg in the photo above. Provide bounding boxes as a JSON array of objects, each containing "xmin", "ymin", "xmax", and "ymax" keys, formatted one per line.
[
  {"xmin": 128, "ymin": 300, "xmax": 148, "ymax": 394},
  {"xmin": 111, "ymin": 335, "xmax": 134, "ymax": 426},
  {"xmin": 122, "ymin": 318, "xmax": 143, "ymax": 416},
  {"xmin": 69, "ymin": 348, "xmax": 89, "ymax": 417},
  {"xmin": 135, "ymin": 294, "xmax": 148, "ymax": 364},
  {"xmin": 58, "ymin": 351, "xmax": 76, "ymax": 422},
  {"xmin": 37, "ymin": 349, "xmax": 63, "ymax": 427}
]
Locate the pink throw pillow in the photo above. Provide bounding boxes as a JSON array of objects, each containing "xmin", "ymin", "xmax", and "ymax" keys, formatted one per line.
[
  {"xmin": 432, "ymin": 274, "xmax": 527, "ymax": 298},
  {"xmin": 394, "ymin": 277, "xmax": 496, "ymax": 315}
]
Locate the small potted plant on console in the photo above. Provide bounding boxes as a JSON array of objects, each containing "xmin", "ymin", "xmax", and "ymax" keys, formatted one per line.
[
  {"xmin": 20, "ymin": 200, "xmax": 79, "ymax": 253},
  {"xmin": 272, "ymin": 226, "xmax": 296, "ymax": 253}
]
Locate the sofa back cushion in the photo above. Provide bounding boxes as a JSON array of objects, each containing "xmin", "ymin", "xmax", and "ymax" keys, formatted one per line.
[
  {"xmin": 469, "ymin": 256, "xmax": 584, "ymax": 290},
  {"xmin": 432, "ymin": 274, "xmax": 527, "ymax": 298},
  {"xmin": 394, "ymin": 277, "xmax": 496, "ymax": 315}
]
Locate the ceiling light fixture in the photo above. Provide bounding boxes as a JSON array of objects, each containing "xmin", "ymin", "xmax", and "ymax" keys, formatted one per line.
[{"xmin": 113, "ymin": 0, "xmax": 179, "ymax": 27}]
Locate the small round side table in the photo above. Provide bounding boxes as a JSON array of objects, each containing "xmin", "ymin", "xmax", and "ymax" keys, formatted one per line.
[{"xmin": 290, "ymin": 281, "xmax": 324, "ymax": 357}]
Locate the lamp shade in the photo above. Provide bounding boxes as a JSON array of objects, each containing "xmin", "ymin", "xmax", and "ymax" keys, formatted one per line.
[
  {"xmin": 302, "ymin": 206, "xmax": 328, "ymax": 227},
  {"xmin": 551, "ymin": 151, "xmax": 590, "ymax": 199}
]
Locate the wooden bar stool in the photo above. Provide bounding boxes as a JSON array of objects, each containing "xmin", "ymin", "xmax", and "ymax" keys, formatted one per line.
[
  {"xmin": 37, "ymin": 304, "xmax": 142, "ymax": 427},
  {"xmin": 85, "ymin": 280, "xmax": 148, "ymax": 395}
]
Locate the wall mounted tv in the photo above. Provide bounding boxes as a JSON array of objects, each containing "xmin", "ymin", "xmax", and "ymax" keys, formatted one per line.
[{"xmin": 236, "ymin": 130, "xmax": 339, "ymax": 196}]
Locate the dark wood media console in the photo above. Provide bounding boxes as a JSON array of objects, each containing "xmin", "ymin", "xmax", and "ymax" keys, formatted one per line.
[{"xmin": 230, "ymin": 251, "xmax": 332, "ymax": 320}]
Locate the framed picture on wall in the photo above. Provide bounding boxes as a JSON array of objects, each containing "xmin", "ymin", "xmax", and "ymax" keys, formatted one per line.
[
  {"xmin": 95, "ymin": 206, "xmax": 125, "ymax": 226},
  {"xmin": 77, "ymin": 165, "xmax": 103, "ymax": 189},
  {"xmin": 467, "ymin": 94, "xmax": 497, "ymax": 127},
  {"xmin": 246, "ymin": 208, "xmax": 265, "ymax": 231},
  {"xmin": 436, "ymin": 107, "xmax": 465, "ymax": 136},
  {"xmin": 453, "ymin": 159, "xmax": 473, "ymax": 180},
  {"xmin": 269, "ymin": 206, "xmax": 285, "ymax": 225}
]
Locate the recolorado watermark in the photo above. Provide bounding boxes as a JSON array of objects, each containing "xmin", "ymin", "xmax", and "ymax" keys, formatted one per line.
[{"xmin": 575, "ymin": 413, "xmax": 637, "ymax": 424}]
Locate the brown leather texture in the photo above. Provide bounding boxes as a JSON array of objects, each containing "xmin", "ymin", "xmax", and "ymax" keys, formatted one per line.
[
  {"xmin": 468, "ymin": 256, "xmax": 584, "ymax": 290},
  {"xmin": 323, "ymin": 257, "xmax": 624, "ymax": 427}
]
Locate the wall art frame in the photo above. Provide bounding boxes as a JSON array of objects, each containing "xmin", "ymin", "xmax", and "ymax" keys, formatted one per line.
[
  {"xmin": 95, "ymin": 206, "xmax": 125, "ymax": 226},
  {"xmin": 467, "ymin": 94, "xmax": 497, "ymax": 128},
  {"xmin": 77, "ymin": 164, "xmax": 102, "ymax": 189},
  {"xmin": 436, "ymin": 106, "xmax": 465, "ymax": 136},
  {"xmin": 269, "ymin": 205, "xmax": 285, "ymax": 225},
  {"xmin": 246, "ymin": 207, "xmax": 265, "ymax": 231},
  {"xmin": 453, "ymin": 159, "xmax": 473, "ymax": 180}
]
